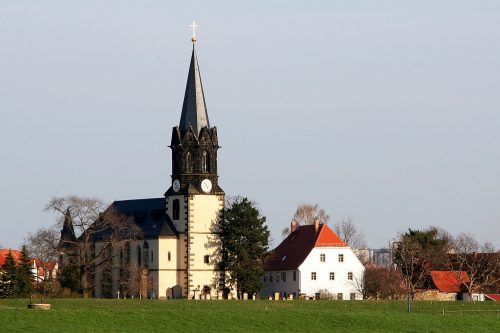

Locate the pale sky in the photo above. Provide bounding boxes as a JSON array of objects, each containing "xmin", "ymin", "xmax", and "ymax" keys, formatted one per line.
[{"xmin": 1, "ymin": 1, "xmax": 499, "ymax": 249}]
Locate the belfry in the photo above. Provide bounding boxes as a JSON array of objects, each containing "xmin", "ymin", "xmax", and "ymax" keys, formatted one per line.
[{"xmin": 63, "ymin": 23, "xmax": 227, "ymax": 299}]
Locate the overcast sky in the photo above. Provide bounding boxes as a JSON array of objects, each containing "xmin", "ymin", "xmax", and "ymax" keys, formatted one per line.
[{"xmin": 1, "ymin": 1, "xmax": 499, "ymax": 250}]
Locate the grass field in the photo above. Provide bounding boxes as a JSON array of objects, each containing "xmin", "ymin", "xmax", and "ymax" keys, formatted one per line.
[{"xmin": 0, "ymin": 298, "xmax": 499, "ymax": 333}]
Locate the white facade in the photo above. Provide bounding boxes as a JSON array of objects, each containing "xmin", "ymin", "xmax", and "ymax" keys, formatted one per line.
[
  {"xmin": 299, "ymin": 247, "xmax": 364, "ymax": 299},
  {"xmin": 262, "ymin": 245, "xmax": 365, "ymax": 300}
]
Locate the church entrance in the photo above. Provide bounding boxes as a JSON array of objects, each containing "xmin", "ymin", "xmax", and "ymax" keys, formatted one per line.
[{"xmin": 171, "ymin": 285, "xmax": 183, "ymax": 299}]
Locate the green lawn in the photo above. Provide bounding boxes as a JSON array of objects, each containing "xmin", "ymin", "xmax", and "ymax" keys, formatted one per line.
[{"xmin": 0, "ymin": 298, "xmax": 498, "ymax": 333}]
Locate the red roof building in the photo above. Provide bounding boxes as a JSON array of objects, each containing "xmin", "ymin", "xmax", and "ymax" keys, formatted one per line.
[
  {"xmin": 1, "ymin": 248, "xmax": 58, "ymax": 282},
  {"xmin": 485, "ymin": 294, "xmax": 500, "ymax": 301},
  {"xmin": 430, "ymin": 271, "xmax": 470, "ymax": 293},
  {"xmin": 0, "ymin": 249, "xmax": 22, "ymax": 266},
  {"xmin": 262, "ymin": 222, "xmax": 365, "ymax": 299}
]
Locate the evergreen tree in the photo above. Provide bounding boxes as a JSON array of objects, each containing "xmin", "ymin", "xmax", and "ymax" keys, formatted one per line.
[
  {"xmin": 219, "ymin": 197, "xmax": 270, "ymax": 296},
  {"xmin": 58, "ymin": 258, "xmax": 81, "ymax": 293},
  {"xmin": 0, "ymin": 251, "xmax": 18, "ymax": 298},
  {"xmin": 16, "ymin": 246, "xmax": 34, "ymax": 297}
]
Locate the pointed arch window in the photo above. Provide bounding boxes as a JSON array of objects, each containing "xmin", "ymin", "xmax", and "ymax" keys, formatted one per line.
[
  {"xmin": 125, "ymin": 242, "xmax": 131, "ymax": 264},
  {"xmin": 143, "ymin": 242, "xmax": 149, "ymax": 264},
  {"xmin": 201, "ymin": 151, "xmax": 208, "ymax": 173},
  {"xmin": 173, "ymin": 199, "xmax": 180, "ymax": 220},
  {"xmin": 185, "ymin": 152, "xmax": 193, "ymax": 172},
  {"xmin": 206, "ymin": 152, "xmax": 211, "ymax": 172},
  {"xmin": 137, "ymin": 246, "xmax": 142, "ymax": 266}
]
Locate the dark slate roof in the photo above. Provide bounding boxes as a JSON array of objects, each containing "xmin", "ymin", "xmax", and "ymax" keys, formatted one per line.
[
  {"xmin": 60, "ymin": 209, "xmax": 76, "ymax": 243},
  {"xmin": 264, "ymin": 224, "xmax": 348, "ymax": 271},
  {"xmin": 179, "ymin": 46, "xmax": 210, "ymax": 136},
  {"xmin": 110, "ymin": 198, "xmax": 177, "ymax": 238},
  {"xmin": 265, "ymin": 225, "xmax": 318, "ymax": 271}
]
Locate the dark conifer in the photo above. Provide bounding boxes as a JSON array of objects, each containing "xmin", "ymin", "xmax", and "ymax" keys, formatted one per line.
[
  {"xmin": 0, "ymin": 251, "xmax": 18, "ymax": 298},
  {"xmin": 16, "ymin": 246, "xmax": 34, "ymax": 297},
  {"xmin": 219, "ymin": 197, "xmax": 270, "ymax": 296}
]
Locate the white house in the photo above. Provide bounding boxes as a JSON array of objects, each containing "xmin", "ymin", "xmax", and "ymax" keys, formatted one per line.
[{"xmin": 261, "ymin": 221, "xmax": 365, "ymax": 300}]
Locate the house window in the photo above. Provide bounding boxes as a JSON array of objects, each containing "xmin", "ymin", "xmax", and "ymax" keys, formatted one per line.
[
  {"xmin": 167, "ymin": 251, "xmax": 171, "ymax": 262},
  {"xmin": 338, "ymin": 293, "xmax": 343, "ymax": 300},
  {"xmin": 276, "ymin": 273, "xmax": 280, "ymax": 282},
  {"xmin": 348, "ymin": 272, "xmax": 353, "ymax": 280},
  {"xmin": 151, "ymin": 251, "xmax": 154, "ymax": 263},
  {"xmin": 204, "ymin": 255, "xmax": 209, "ymax": 264},
  {"xmin": 137, "ymin": 246, "xmax": 142, "ymax": 266},
  {"xmin": 329, "ymin": 272, "xmax": 335, "ymax": 280},
  {"xmin": 311, "ymin": 272, "xmax": 316, "ymax": 280},
  {"xmin": 270, "ymin": 273, "xmax": 273, "ymax": 283},
  {"xmin": 143, "ymin": 242, "xmax": 149, "ymax": 264},
  {"xmin": 293, "ymin": 271, "xmax": 296, "ymax": 281},
  {"xmin": 320, "ymin": 254, "xmax": 325, "ymax": 262},
  {"xmin": 338, "ymin": 254, "xmax": 344, "ymax": 262},
  {"xmin": 263, "ymin": 275, "xmax": 266, "ymax": 282},
  {"xmin": 350, "ymin": 293, "xmax": 356, "ymax": 300},
  {"xmin": 173, "ymin": 199, "xmax": 180, "ymax": 220},
  {"xmin": 281, "ymin": 272, "xmax": 286, "ymax": 282}
]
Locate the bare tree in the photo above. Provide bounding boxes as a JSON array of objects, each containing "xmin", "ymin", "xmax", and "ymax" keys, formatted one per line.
[
  {"xmin": 24, "ymin": 227, "xmax": 59, "ymax": 266},
  {"xmin": 393, "ymin": 227, "xmax": 450, "ymax": 299},
  {"xmin": 282, "ymin": 203, "xmax": 330, "ymax": 237},
  {"xmin": 23, "ymin": 226, "xmax": 60, "ymax": 295},
  {"xmin": 450, "ymin": 233, "xmax": 500, "ymax": 300},
  {"xmin": 333, "ymin": 217, "xmax": 367, "ymax": 250},
  {"xmin": 357, "ymin": 265, "xmax": 405, "ymax": 300},
  {"xmin": 46, "ymin": 195, "xmax": 142, "ymax": 298}
]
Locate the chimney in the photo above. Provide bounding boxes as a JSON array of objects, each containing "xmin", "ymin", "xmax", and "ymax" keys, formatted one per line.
[
  {"xmin": 314, "ymin": 219, "xmax": 320, "ymax": 232},
  {"xmin": 290, "ymin": 221, "xmax": 298, "ymax": 233}
]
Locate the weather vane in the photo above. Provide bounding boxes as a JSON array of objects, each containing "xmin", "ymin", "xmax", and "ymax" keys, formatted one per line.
[{"xmin": 190, "ymin": 20, "xmax": 198, "ymax": 43}]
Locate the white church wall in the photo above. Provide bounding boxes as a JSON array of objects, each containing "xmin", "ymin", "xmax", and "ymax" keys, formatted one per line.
[
  {"xmin": 185, "ymin": 194, "xmax": 224, "ymax": 298},
  {"xmin": 166, "ymin": 195, "xmax": 187, "ymax": 233},
  {"xmin": 156, "ymin": 237, "xmax": 180, "ymax": 298}
]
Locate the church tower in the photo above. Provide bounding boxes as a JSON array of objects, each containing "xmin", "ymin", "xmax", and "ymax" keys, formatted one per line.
[{"xmin": 164, "ymin": 29, "xmax": 225, "ymax": 298}]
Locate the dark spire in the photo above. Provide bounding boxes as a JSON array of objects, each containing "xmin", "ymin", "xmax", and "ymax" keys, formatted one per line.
[
  {"xmin": 179, "ymin": 45, "xmax": 210, "ymax": 136},
  {"xmin": 60, "ymin": 208, "xmax": 76, "ymax": 245}
]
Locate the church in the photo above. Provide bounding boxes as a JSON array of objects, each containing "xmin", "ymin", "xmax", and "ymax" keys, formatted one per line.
[{"xmin": 60, "ymin": 32, "xmax": 226, "ymax": 299}]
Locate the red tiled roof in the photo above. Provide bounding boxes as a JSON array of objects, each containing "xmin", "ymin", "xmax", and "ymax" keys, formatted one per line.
[
  {"xmin": 315, "ymin": 224, "xmax": 348, "ymax": 247},
  {"xmin": 0, "ymin": 249, "xmax": 22, "ymax": 266},
  {"xmin": 45, "ymin": 262, "xmax": 57, "ymax": 270},
  {"xmin": 430, "ymin": 271, "xmax": 470, "ymax": 293},
  {"xmin": 485, "ymin": 294, "xmax": 500, "ymax": 301},
  {"xmin": 265, "ymin": 224, "xmax": 348, "ymax": 271}
]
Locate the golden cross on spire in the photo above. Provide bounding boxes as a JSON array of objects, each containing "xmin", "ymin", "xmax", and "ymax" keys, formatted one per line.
[{"xmin": 190, "ymin": 20, "xmax": 198, "ymax": 43}]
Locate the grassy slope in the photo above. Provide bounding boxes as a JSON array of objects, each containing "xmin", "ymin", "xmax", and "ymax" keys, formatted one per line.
[{"xmin": 0, "ymin": 299, "xmax": 499, "ymax": 333}]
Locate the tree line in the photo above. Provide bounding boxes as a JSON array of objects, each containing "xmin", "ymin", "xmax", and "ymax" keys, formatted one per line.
[{"xmin": 2, "ymin": 199, "xmax": 499, "ymax": 300}]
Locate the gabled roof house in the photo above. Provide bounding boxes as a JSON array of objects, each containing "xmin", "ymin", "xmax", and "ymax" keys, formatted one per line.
[{"xmin": 261, "ymin": 221, "xmax": 365, "ymax": 300}]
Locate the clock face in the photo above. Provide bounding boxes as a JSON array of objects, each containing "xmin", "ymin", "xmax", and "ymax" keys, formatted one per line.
[
  {"xmin": 201, "ymin": 179, "xmax": 212, "ymax": 193},
  {"xmin": 173, "ymin": 179, "xmax": 180, "ymax": 192}
]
